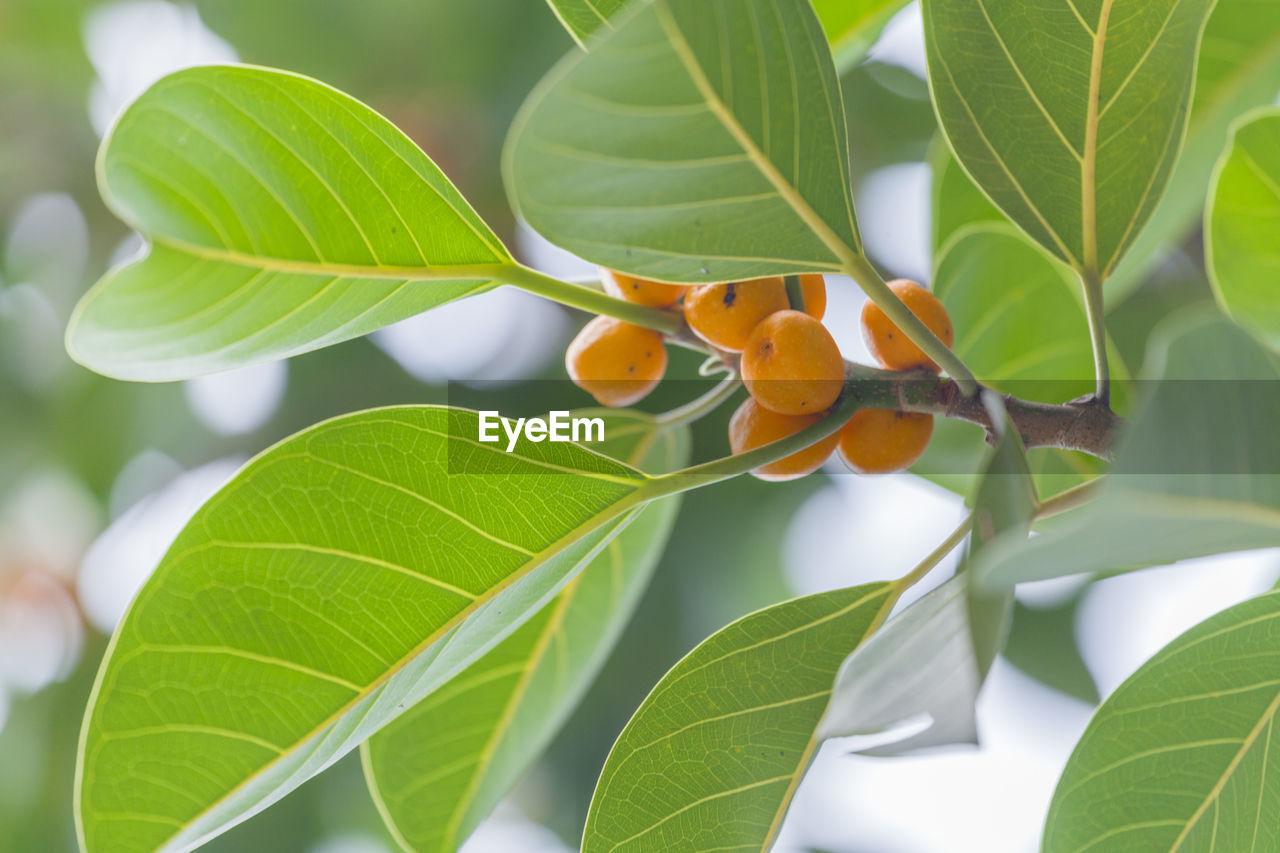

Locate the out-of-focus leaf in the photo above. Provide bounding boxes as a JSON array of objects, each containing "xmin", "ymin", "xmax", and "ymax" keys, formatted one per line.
[
  {"xmin": 1045, "ymin": 591, "xmax": 1280, "ymax": 851},
  {"xmin": 543, "ymin": 0, "xmax": 630, "ymax": 44},
  {"xmin": 923, "ymin": 0, "xmax": 1216, "ymax": 279},
  {"xmin": 930, "ymin": 142, "xmax": 1001, "ymax": 257},
  {"xmin": 581, "ymin": 583, "xmax": 894, "ymax": 852},
  {"xmin": 1207, "ymin": 107, "xmax": 1280, "ymax": 354},
  {"xmin": 505, "ymin": 0, "xmax": 862, "ymax": 283},
  {"xmin": 67, "ymin": 65, "xmax": 510, "ymax": 381},
  {"xmin": 76, "ymin": 407, "xmax": 656, "ymax": 853},
  {"xmin": 976, "ymin": 312, "xmax": 1280, "ymax": 590},
  {"xmin": 361, "ymin": 412, "xmax": 688, "ymax": 852},
  {"xmin": 823, "ymin": 411, "xmax": 1034, "ymax": 755},
  {"xmin": 1004, "ymin": 597, "xmax": 1100, "ymax": 705}
]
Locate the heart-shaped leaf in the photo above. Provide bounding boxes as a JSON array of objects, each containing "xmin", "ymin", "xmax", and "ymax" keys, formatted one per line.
[
  {"xmin": 67, "ymin": 65, "xmax": 511, "ymax": 381},
  {"xmin": 923, "ymin": 0, "xmax": 1216, "ymax": 280},
  {"xmin": 1207, "ymin": 107, "xmax": 1280, "ymax": 354},
  {"xmin": 361, "ymin": 412, "xmax": 689, "ymax": 852},
  {"xmin": 582, "ymin": 583, "xmax": 894, "ymax": 852},
  {"xmin": 1045, "ymin": 590, "xmax": 1280, "ymax": 851},
  {"xmin": 506, "ymin": 0, "xmax": 862, "ymax": 283},
  {"xmin": 76, "ymin": 407, "xmax": 658, "ymax": 853}
]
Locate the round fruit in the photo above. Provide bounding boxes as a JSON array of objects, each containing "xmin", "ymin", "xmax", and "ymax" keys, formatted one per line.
[
  {"xmin": 565, "ymin": 316, "xmax": 667, "ymax": 407},
  {"xmin": 837, "ymin": 409, "xmax": 934, "ymax": 474},
  {"xmin": 786, "ymin": 273, "xmax": 827, "ymax": 320},
  {"xmin": 741, "ymin": 310, "xmax": 844, "ymax": 415},
  {"xmin": 860, "ymin": 279, "xmax": 954, "ymax": 373},
  {"xmin": 602, "ymin": 268, "xmax": 686, "ymax": 308},
  {"xmin": 728, "ymin": 397, "xmax": 839, "ymax": 481},
  {"xmin": 684, "ymin": 278, "xmax": 789, "ymax": 352}
]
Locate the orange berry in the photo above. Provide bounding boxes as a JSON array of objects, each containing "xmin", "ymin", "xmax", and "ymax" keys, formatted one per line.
[
  {"xmin": 741, "ymin": 310, "xmax": 844, "ymax": 416},
  {"xmin": 684, "ymin": 278, "xmax": 788, "ymax": 352},
  {"xmin": 860, "ymin": 279, "xmax": 954, "ymax": 373},
  {"xmin": 837, "ymin": 409, "xmax": 934, "ymax": 474},
  {"xmin": 787, "ymin": 273, "xmax": 828, "ymax": 320},
  {"xmin": 728, "ymin": 397, "xmax": 839, "ymax": 482},
  {"xmin": 565, "ymin": 316, "xmax": 667, "ymax": 407},
  {"xmin": 684, "ymin": 275, "xmax": 825, "ymax": 352},
  {"xmin": 602, "ymin": 268, "xmax": 687, "ymax": 308}
]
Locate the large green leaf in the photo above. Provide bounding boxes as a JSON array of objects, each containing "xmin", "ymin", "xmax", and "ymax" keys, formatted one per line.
[
  {"xmin": 1207, "ymin": 107, "xmax": 1280, "ymax": 354},
  {"xmin": 1045, "ymin": 590, "xmax": 1280, "ymax": 851},
  {"xmin": 923, "ymin": 0, "xmax": 1216, "ymax": 280},
  {"xmin": 581, "ymin": 583, "xmax": 894, "ymax": 852},
  {"xmin": 505, "ymin": 0, "xmax": 862, "ymax": 283},
  {"xmin": 929, "ymin": 0, "xmax": 1280, "ymax": 300},
  {"xmin": 76, "ymin": 407, "xmax": 659, "ymax": 853},
  {"xmin": 975, "ymin": 311, "xmax": 1280, "ymax": 590},
  {"xmin": 361, "ymin": 412, "xmax": 688, "ymax": 852},
  {"xmin": 67, "ymin": 65, "xmax": 510, "ymax": 382}
]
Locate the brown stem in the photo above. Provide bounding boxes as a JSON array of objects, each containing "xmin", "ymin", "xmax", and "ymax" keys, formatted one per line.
[
  {"xmin": 668, "ymin": 326, "xmax": 1125, "ymax": 461},
  {"xmin": 843, "ymin": 363, "xmax": 1124, "ymax": 461}
]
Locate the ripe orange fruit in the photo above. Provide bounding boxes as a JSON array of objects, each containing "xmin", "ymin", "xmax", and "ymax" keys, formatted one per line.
[
  {"xmin": 565, "ymin": 316, "xmax": 667, "ymax": 407},
  {"xmin": 728, "ymin": 397, "xmax": 839, "ymax": 481},
  {"xmin": 684, "ymin": 275, "xmax": 825, "ymax": 352},
  {"xmin": 741, "ymin": 310, "xmax": 844, "ymax": 415},
  {"xmin": 602, "ymin": 268, "xmax": 687, "ymax": 308},
  {"xmin": 786, "ymin": 273, "xmax": 827, "ymax": 320},
  {"xmin": 860, "ymin": 279, "xmax": 954, "ymax": 373},
  {"xmin": 837, "ymin": 409, "xmax": 934, "ymax": 474}
]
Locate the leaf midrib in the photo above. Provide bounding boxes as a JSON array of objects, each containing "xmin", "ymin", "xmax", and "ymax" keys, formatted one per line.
[
  {"xmin": 145, "ymin": 235, "xmax": 512, "ymax": 283},
  {"xmin": 78, "ymin": 467, "xmax": 651, "ymax": 852}
]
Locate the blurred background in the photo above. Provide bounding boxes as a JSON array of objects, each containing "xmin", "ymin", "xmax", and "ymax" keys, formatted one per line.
[{"xmin": 1, "ymin": 2, "xmax": 1278, "ymax": 851}]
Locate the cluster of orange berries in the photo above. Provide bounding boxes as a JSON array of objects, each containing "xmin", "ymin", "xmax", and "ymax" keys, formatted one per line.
[{"xmin": 566, "ymin": 271, "xmax": 955, "ymax": 481}]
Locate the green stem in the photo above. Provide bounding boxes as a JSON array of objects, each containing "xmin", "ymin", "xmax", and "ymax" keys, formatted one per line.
[
  {"xmin": 843, "ymin": 254, "xmax": 980, "ymax": 397},
  {"xmin": 499, "ymin": 263, "xmax": 683, "ymax": 334},
  {"xmin": 1079, "ymin": 269, "xmax": 1111, "ymax": 405},
  {"xmin": 655, "ymin": 373, "xmax": 740, "ymax": 428},
  {"xmin": 890, "ymin": 514, "xmax": 973, "ymax": 597},
  {"xmin": 644, "ymin": 391, "xmax": 863, "ymax": 498},
  {"xmin": 1034, "ymin": 477, "xmax": 1102, "ymax": 520},
  {"xmin": 784, "ymin": 274, "xmax": 806, "ymax": 312}
]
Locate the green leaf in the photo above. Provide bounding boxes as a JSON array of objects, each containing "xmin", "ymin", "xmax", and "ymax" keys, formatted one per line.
[
  {"xmin": 1109, "ymin": 0, "xmax": 1280, "ymax": 298},
  {"xmin": 1004, "ymin": 597, "xmax": 1100, "ymax": 705},
  {"xmin": 544, "ymin": 0, "xmax": 630, "ymax": 44},
  {"xmin": 67, "ymin": 65, "xmax": 510, "ymax": 382},
  {"xmin": 923, "ymin": 0, "xmax": 1217, "ymax": 279},
  {"xmin": 581, "ymin": 583, "xmax": 894, "ymax": 852},
  {"xmin": 76, "ymin": 406, "xmax": 658, "ymax": 853},
  {"xmin": 361, "ymin": 412, "xmax": 688, "ymax": 852},
  {"xmin": 933, "ymin": 225, "xmax": 1098, "ymax": 396},
  {"xmin": 963, "ymin": 401, "xmax": 1036, "ymax": 678},
  {"xmin": 1044, "ymin": 590, "xmax": 1280, "ymax": 851},
  {"xmin": 505, "ymin": 0, "xmax": 862, "ymax": 283},
  {"xmin": 1207, "ymin": 107, "xmax": 1280, "ymax": 354},
  {"xmin": 930, "ymin": 0, "xmax": 1280, "ymax": 302},
  {"xmin": 975, "ymin": 311, "xmax": 1280, "ymax": 590},
  {"xmin": 820, "ymin": 574, "xmax": 981, "ymax": 754},
  {"xmin": 930, "ymin": 141, "xmax": 1001, "ymax": 258}
]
